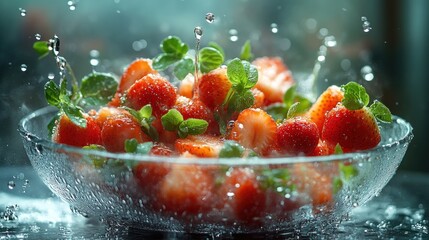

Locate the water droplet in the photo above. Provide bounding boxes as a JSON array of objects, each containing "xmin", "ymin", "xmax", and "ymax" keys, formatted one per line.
[
  {"xmin": 35, "ymin": 33, "xmax": 41, "ymax": 40},
  {"xmin": 228, "ymin": 29, "xmax": 238, "ymax": 42},
  {"xmin": 361, "ymin": 65, "xmax": 374, "ymax": 81},
  {"xmin": 132, "ymin": 39, "xmax": 148, "ymax": 51},
  {"xmin": 90, "ymin": 59, "xmax": 99, "ymax": 66},
  {"xmin": 194, "ymin": 26, "xmax": 203, "ymax": 40},
  {"xmin": 68, "ymin": 1, "xmax": 76, "ymax": 11},
  {"xmin": 340, "ymin": 59, "xmax": 351, "ymax": 71},
  {"xmin": 361, "ymin": 16, "xmax": 372, "ymax": 32},
  {"xmin": 89, "ymin": 49, "xmax": 99, "ymax": 58},
  {"xmin": 226, "ymin": 192, "xmax": 235, "ymax": 197},
  {"xmin": 324, "ymin": 35, "xmax": 337, "ymax": 47},
  {"xmin": 270, "ymin": 23, "xmax": 278, "ymax": 33},
  {"xmin": 205, "ymin": 12, "xmax": 215, "ymax": 23},
  {"xmin": 19, "ymin": 8, "xmax": 26, "ymax": 16},
  {"xmin": 49, "ymin": 35, "xmax": 60, "ymax": 56},
  {"xmin": 319, "ymin": 28, "xmax": 329, "ymax": 37},
  {"xmin": 305, "ymin": 18, "xmax": 317, "ymax": 31},
  {"xmin": 20, "ymin": 64, "xmax": 27, "ymax": 72},
  {"xmin": 48, "ymin": 73, "xmax": 55, "ymax": 80},
  {"xmin": 8, "ymin": 181, "xmax": 16, "ymax": 189},
  {"xmin": 56, "ymin": 56, "xmax": 67, "ymax": 71}
]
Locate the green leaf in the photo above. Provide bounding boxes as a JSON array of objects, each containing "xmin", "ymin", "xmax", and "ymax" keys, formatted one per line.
[
  {"xmin": 240, "ymin": 40, "xmax": 253, "ymax": 61},
  {"xmin": 228, "ymin": 90, "xmax": 254, "ymax": 114},
  {"xmin": 219, "ymin": 140, "xmax": 245, "ymax": 158},
  {"xmin": 152, "ymin": 53, "xmax": 182, "ymax": 71},
  {"xmin": 47, "ymin": 114, "xmax": 60, "ymax": 138},
  {"xmin": 62, "ymin": 104, "xmax": 86, "ymax": 128},
  {"xmin": 293, "ymin": 95, "xmax": 312, "ymax": 113},
  {"xmin": 259, "ymin": 168, "xmax": 295, "ymax": 194},
  {"xmin": 161, "ymin": 109, "xmax": 184, "ymax": 131},
  {"xmin": 332, "ymin": 177, "xmax": 343, "ymax": 194},
  {"xmin": 283, "ymin": 84, "xmax": 297, "ymax": 107},
  {"xmin": 339, "ymin": 163, "xmax": 358, "ymax": 181},
  {"xmin": 82, "ymin": 144, "xmax": 107, "ymax": 168},
  {"xmin": 179, "ymin": 118, "xmax": 208, "ymax": 137},
  {"xmin": 242, "ymin": 60, "xmax": 258, "ymax": 89},
  {"xmin": 265, "ymin": 103, "xmax": 288, "ymax": 121},
  {"xmin": 161, "ymin": 36, "xmax": 188, "ymax": 56},
  {"xmin": 139, "ymin": 104, "xmax": 153, "ymax": 119},
  {"xmin": 125, "ymin": 139, "xmax": 153, "ymax": 155},
  {"xmin": 341, "ymin": 82, "xmax": 370, "ymax": 110},
  {"xmin": 286, "ymin": 102, "xmax": 301, "ymax": 119},
  {"xmin": 369, "ymin": 100, "xmax": 392, "ymax": 123},
  {"xmin": 80, "ymin": 72, "xmax": 118, "ymax": 107},
  {"xmin": 227, "ymin": 58, "xmax": 247, "ymax": 89},
  {"xmin": 208, "ymin": 42, "xmax": 225, "ymax": 59},
  {"xmin": 44, "ymin": 80, "xmax": 61, "ymax": 107},
  {"xmin": 124, "ymin": 138, "xmax": 139, "ymax": 153},
  {"xmin": 174, "ymin": 57, "xmax": 194, "ymax": 80},
  {"xmin": 334, "ymin": 143, "xmax": 343, "ymax": 154},
  {"xmin": 33, "ymin": 41, "xmax": 49, "ymax": 58},
  {"xmin": 199, "ymin": 47, "xmax": 224, "ymax": 73}
]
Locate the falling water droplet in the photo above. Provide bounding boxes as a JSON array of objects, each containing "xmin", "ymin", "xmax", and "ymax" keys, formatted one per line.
[
  {"xmin": 19, "ymin": 8, "xmax": 26, "ymax": 16},
  {"xmin": 90, "ymin": 59, "xmax": 99, "ymax": 66},
  {"xmin": 229, "ymin": 29, "xmax": 238, "ymax": 42},
  {"xmin": 205, "ymin": 12, "xmax": 215, "ymax": 23},
  {"xmin": 361, "ymin": 16, "xmax": 372, "ymax": 32},
  {"xmin": 68, "ymin": 1, "xmax": 76, "ymax": 11},
  {"xmin": 8, "ymin": 181, "xmax": 16, "ymax": 189},
  {"xmin": 20, "ymin": 64, "xmax": 27, "ymax": 72},
  {"xmin": 35, "ymin": 33, "xmax": 41, "ymax": 40},
  {"xmin": 48, "ymin": 73, "xmax": 55, "ymax": 80},
  {"xmin": 194, "ymin": 26, "xmax": 203, "ymax": 40},
  {"xmin": 361, "ymin": 65, "xmax": 374, "ymax": 81},
  {"xmin": 270, "ymin": 23, "xmax": 278, "ymax": 33},
  {"xmin": 324, "ymin": 35, "xmax": 337, "ymax": 47}
]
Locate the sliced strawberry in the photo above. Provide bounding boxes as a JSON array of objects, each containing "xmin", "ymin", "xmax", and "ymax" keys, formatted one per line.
[
  {"xmin": 177, "ymin": 74, "xmax": 195, "ymax": 99},
  {"xmin": 228, "ymin": 108, "xmax": 277, "ymax": 156},
  {"xmin": 219, "ymin": 168, "xmax": 266, "ymax": 223},
  {"xmin": 306, "ymin": 85, "xmax": 344, "ymax": 134},
  {"xmin": 124, "ymin": 74, "xmax": 177, "ymax": 117},
  {"xmin": 118, "ymin": 58, "xmax": 158, "ymax": 93},
  {"xmin": 197, "ymin": 67, "xmax": 232, "ymax": 110},
  {"xmin": 174, "ymin": 134, "xmax": 223, "ymax": 158},
  {"xmin": 250, "ymin": 88, "xmax": 265, "ymax": 108},
  {"xmin": 101, "ymin": 113, "xmax": 150, "ymax": 152},
  {"xmin": 53, "ymin": 114, "xmax": 102, "ymax": 147},
  {"xmin": 174, "ymin": 96, "xmax": 218, "ymax": 134},
  {"xmin": 276, "ymin": 116, "xmax": 320, "ymax": 156},
  {"xmin": 322, "ymin": 104, "xmax": 381, "ymax": 152},
  {"xmin": 158, "ymin": 165, "xmax": 215, "ymax": 215},
  {"xmin": 252, "ymin": 57, "xmax": 294, "ymax": 105}
]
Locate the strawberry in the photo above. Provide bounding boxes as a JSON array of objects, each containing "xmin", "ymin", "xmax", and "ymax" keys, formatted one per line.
[
  {"xmin": 252, "ymin": 57, "xmax": 294, "ymax": 105},
  {"xmin": 174, "ymin": 134, "xmax": 223, "ymax": 158},
  {"xmin": 228, "ymin": 108, "xmax": 277, "ymax": 156},
  {"xmin": 133, "ymin": 161, "xmax": 170, "ymax": 194},
  {"xmin": 321, "ymin": 82, "xmax": 391, "ymax": 152},
  {"xmin": 150, "ymin": 142, "xmax": 175, "ymax": 156},
  {"xmin": 101, "ymin": 113, "xmax": 150, "ymax": 152},
  {"xmin": 118, "ymin": 58, "xmax": 158, "ymax": 93},
  {"xmin": 219, "ymin": 168, "xmax": 266, "ymax": 223},
  {"xmin": 158, "ymin": 165, "xmax": 215, "ymax": 215},
  {"xmin": 308, "ymin": 140, "xmax": 335, "ymax": 156},
  {"xmin": 197, "ymin": 67, "xmax": 232, "ymax": 110},
  {"xmin": 93, "ymin": 107, "xmax": 124, "ymax": 128},
  {"xmin": 124, "ymin": 74, "xmax": 177, "ymax": 118},
  {"xmin": 53, "ymin": 114, "xmax": 102, "ymax": 147},
  {"xmin": 306, "ymin": 85, "xmax": 344, "ymax": 134},
  {"xmin": 177, "ymin": 74, "xmax": 195, "ymax": 99},
  {"xmin": 174, "ymin": 96, "xmax": 218, "ymax": 134},
  {"xmin": 250, "ymin": 88, "xmax": 265, "ymax": 108},
  {"xmin": 276, "ymin": 116, "xmax": 320, "ymax": 155},
  {"xmin": 151, "ymin": 118, "xmax": 178, "ymax": 144}
]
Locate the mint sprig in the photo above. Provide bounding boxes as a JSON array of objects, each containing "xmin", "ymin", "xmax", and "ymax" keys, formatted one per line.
[
  {"xmin": 161, "ymin": 109, "xmax": 208, "ymax": 138},
  {"xmin": 122, "ymin": 105, "xmax": 159, "ymax": 141},
  {"xmin": 239, "ymin": 40, "xmax": 253, "ymax": 61},
  {"xmin": 79, "ymin": 72, "xmax": 118, "ymax": 107},
  {"xmin": 124, "ymin": 138, "xmax": 154, "ymax": 155},
  {"xmin": 369, "ymin": 100, "xmax": 392, "ymax": 123},
  {"xmin": 219, "ymin": 140, "xmax": 245, "ymax": 158},
  {"xmin": 33, "ymin": 41, "xmax": 49, "ymax": 59},
  {"xmin": 199, "ymin": 47, "xmax": 224, "ymax": 73},
  {"xmin": 259, "ymin": 168, "xmax": 296, "ymax": 195}
]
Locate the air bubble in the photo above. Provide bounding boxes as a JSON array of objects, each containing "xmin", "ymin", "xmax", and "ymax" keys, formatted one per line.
[
  {"xmin": 19, "ymin": 8, "xmax": 26, "ymax": 16},
  {"xmin": 20, "ymin": 64, "xmax": 27, "ymax": 72},
  {"xmin": 205, "ymin": 12, "xmax": 215, "ymax": 23}
]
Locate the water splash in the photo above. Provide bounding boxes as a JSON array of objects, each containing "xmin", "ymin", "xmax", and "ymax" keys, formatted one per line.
[
  {"xmin": 205, "ymin": 12, "xmax": 215, "ymax": 23},
  {"xmin": 19, "ymin": 8, "xmax": 26, "ymax": 16},
  {"xmin": 35, "ymin": 33, "xmax": 41, "ymax": 40},
  {"xmin": 194, "ymin": 26, "xmax": 203, "ymax": 40},
  {"xmin": 8, "ymin": 180, "xmax": 16, "ymax": 189},
  {"xmin": 1, "ymin": 204, "xmax": 19, "ymax": 221},
  {"xmin": 361, "ymin": 16, "xmax": 372, "ymax": 32},
  {"xmin": 20, "ymin": 64, "xmax": 27, "ymax": 72}
]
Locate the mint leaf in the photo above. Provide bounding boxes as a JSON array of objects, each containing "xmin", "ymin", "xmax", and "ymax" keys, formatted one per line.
[
  {"xmin": 138, "ymin": 104, "xmax": 153, "ymax": 119},
  {"xmin": 341, "ymin": 82, "xmax": 370, "ymax": 110},
  {"xmin": 125, "ymin": 139, "xmax": 153, "ymax": 155},
  {"xmin": 228, "ymin": 90, "xmax": 254, "ymax": 113},
  {"xmin": 82, "ymin": 144, "xmax": 107, "ymax": 168},
  {"xmin": 283, "ymin": 84, "xmax": 297, "ymax": 107},
  {"xmin": 199, "ymin": 47, "xmax": 224, "ymax": 73},
  {"xmin": 179, "ymin": 118, "xmax": 208, "ymax": 137},
  {"xmin": 259, "ymin": 168, "xmax": 295, "ymax": 194},
  {"xmin": 44, "ymin": 80, "xmax": 61, "ymax": 108},
  {"xmin": 47, "ymin": 114, "xmax": 60, "ymax": 138},
  {"xmin": 219, "ymin": 140, "xmax": 244, "ymax": 158},
  {"xmin": 122, "ymin": 105, "xmax": 159, "ymax": 141},
  {"xmin": 265, "ymin": 103, "xmax": 288, "ymax": 121},
  {"xmin": 242, "ymin": 60, "xmax": 258, "ymax": 89},
  {"xmin": 152, "ymin": 53, "xmax": 182, "ymax": 71},
  {"xmin": 339, "ymin": 163, "xmax": 358, "ymax": 180},
  {"xmin": 334, "ymin": 143, "xmax": 343, "ymax": 154},
  {"xmin": 369, "ymin": 100, "xmax": 392, "ymax": 123},
  {"xmin": 80, "ymin": 72, "xmax": 118, "ymax": 107},
  {"xmin": 161, "ymin": 109, "xmax": 184, "ymax": 131},
  {"xmin": 174, "ymin": 57, "xmax": 194, "ymax": 80},
  {"xmin": 208, "ymin": 42, "xmax": 225, "ymax": 59},
  {"xmin": 333, "ymin": 177, "xmax": 343, "ymax": 194},
  {"xmin": 240, "ymin": 40, "xmax": 253, "ymax": 61},
  {"xmin": 286, "ymin": 102, "xmax": 301, "ymax": 119},
  {"xmin": 227, "ymin": 58, "xmax": 247, "ymax": 89},
  {"xmin": 33, "ymin": 41, "xmax": 49, "ymax": 59},
  {"xmin": 124, "ymin": 138, "xmax": 139, "ymax": 153},
  {"xmin": 62, "ymin": 103, "xmax": 86, "ymax": 128},
  {"xmin": 161, "ymin": 36, "xmax": 188, "ymax": 56}
]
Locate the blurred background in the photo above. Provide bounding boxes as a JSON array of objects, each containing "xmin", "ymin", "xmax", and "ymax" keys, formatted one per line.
[{"xmin": 0, "ymin": 0, "xmax": 428, "ymax": 172}]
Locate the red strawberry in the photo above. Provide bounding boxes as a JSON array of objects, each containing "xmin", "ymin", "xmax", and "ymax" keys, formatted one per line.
[
  {"xmin": 93, "ymin": 107, "xmax": 124, "ymax": 128},
  {"xmin": 306, "ymin": 85, "xmax": 344, "ymax": 134},
  {"xmin": 53, "ymin": 114, "xmax": 102, "ymax": 147},
  {"xmin": 158, "ymin": 165, "xmax": 215, "ymax": 215},
  {"xmin": 228, "ymin": 108, "xmax": 277, "ymax": 156},
  {"xmin": 177, "ymin": 74, "xmax": 195, "ymax": 99},
  {"xmin": 276, "ymin": 116, "xmax": 320, "ymax": 156},
  {"xmin": 150, "ymin": 142, "xmax": 175, "ymax": 156},
  {"xmin": 250, "ymin": 88, "xmax": 265, "ymax": 108},
  {"xmin": 322, "ymin": 104, "xmax": 380, "ymax": 152},
  {"xmin": 101, "ymin": 113, "xmax": 150, "ymax": 152},
  {"xmin": 174, "ymin": 96, "xmax": 218, "ymax": 134},
  {"xmin": 307, "ymin": 140, "xmax": 335, "ymax": 156},
  {"xmin": 133, "ymin": 161, "xmax": 170, "ymax": 194},
  {"xmin": 219, "ymin": 168, "xmax": 266, "ymax": 223},
  {"xmin": 151, "ymin": 118, "xmax": 178, "ymax": 144},
  {"xmin": 118, "ymin": 58, "xmax": 158, "ymax": 93},
  {"xmin": 197, "ymin": 67, "xmax": 232, "ymax": 110},
  {"xmin": 174, "ymin": 134, "xmax": 223, "ymax": 158},
  {"xmin": 124, "ymin": 74, "xmax": 177, "ymax": 117},
  {"xmin": 252, "ymin": 57, "xmax": 294, "ymax": 105}
]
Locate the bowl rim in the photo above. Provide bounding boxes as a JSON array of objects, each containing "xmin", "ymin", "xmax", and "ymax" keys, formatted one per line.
[{"xmin": 18, "ymin": 106, "xmax": 414, "ymax": 166}]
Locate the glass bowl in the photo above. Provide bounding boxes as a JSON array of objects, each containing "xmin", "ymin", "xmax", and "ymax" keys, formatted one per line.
[{"xmin": 18, "ymin": 106, "xmax": 413, "ymax": 235}]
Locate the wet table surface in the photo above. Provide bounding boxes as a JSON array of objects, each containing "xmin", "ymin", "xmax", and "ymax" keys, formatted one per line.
[{"xmin": 1, "ymin": 167, "xmax": 428, "ymax": 239}]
